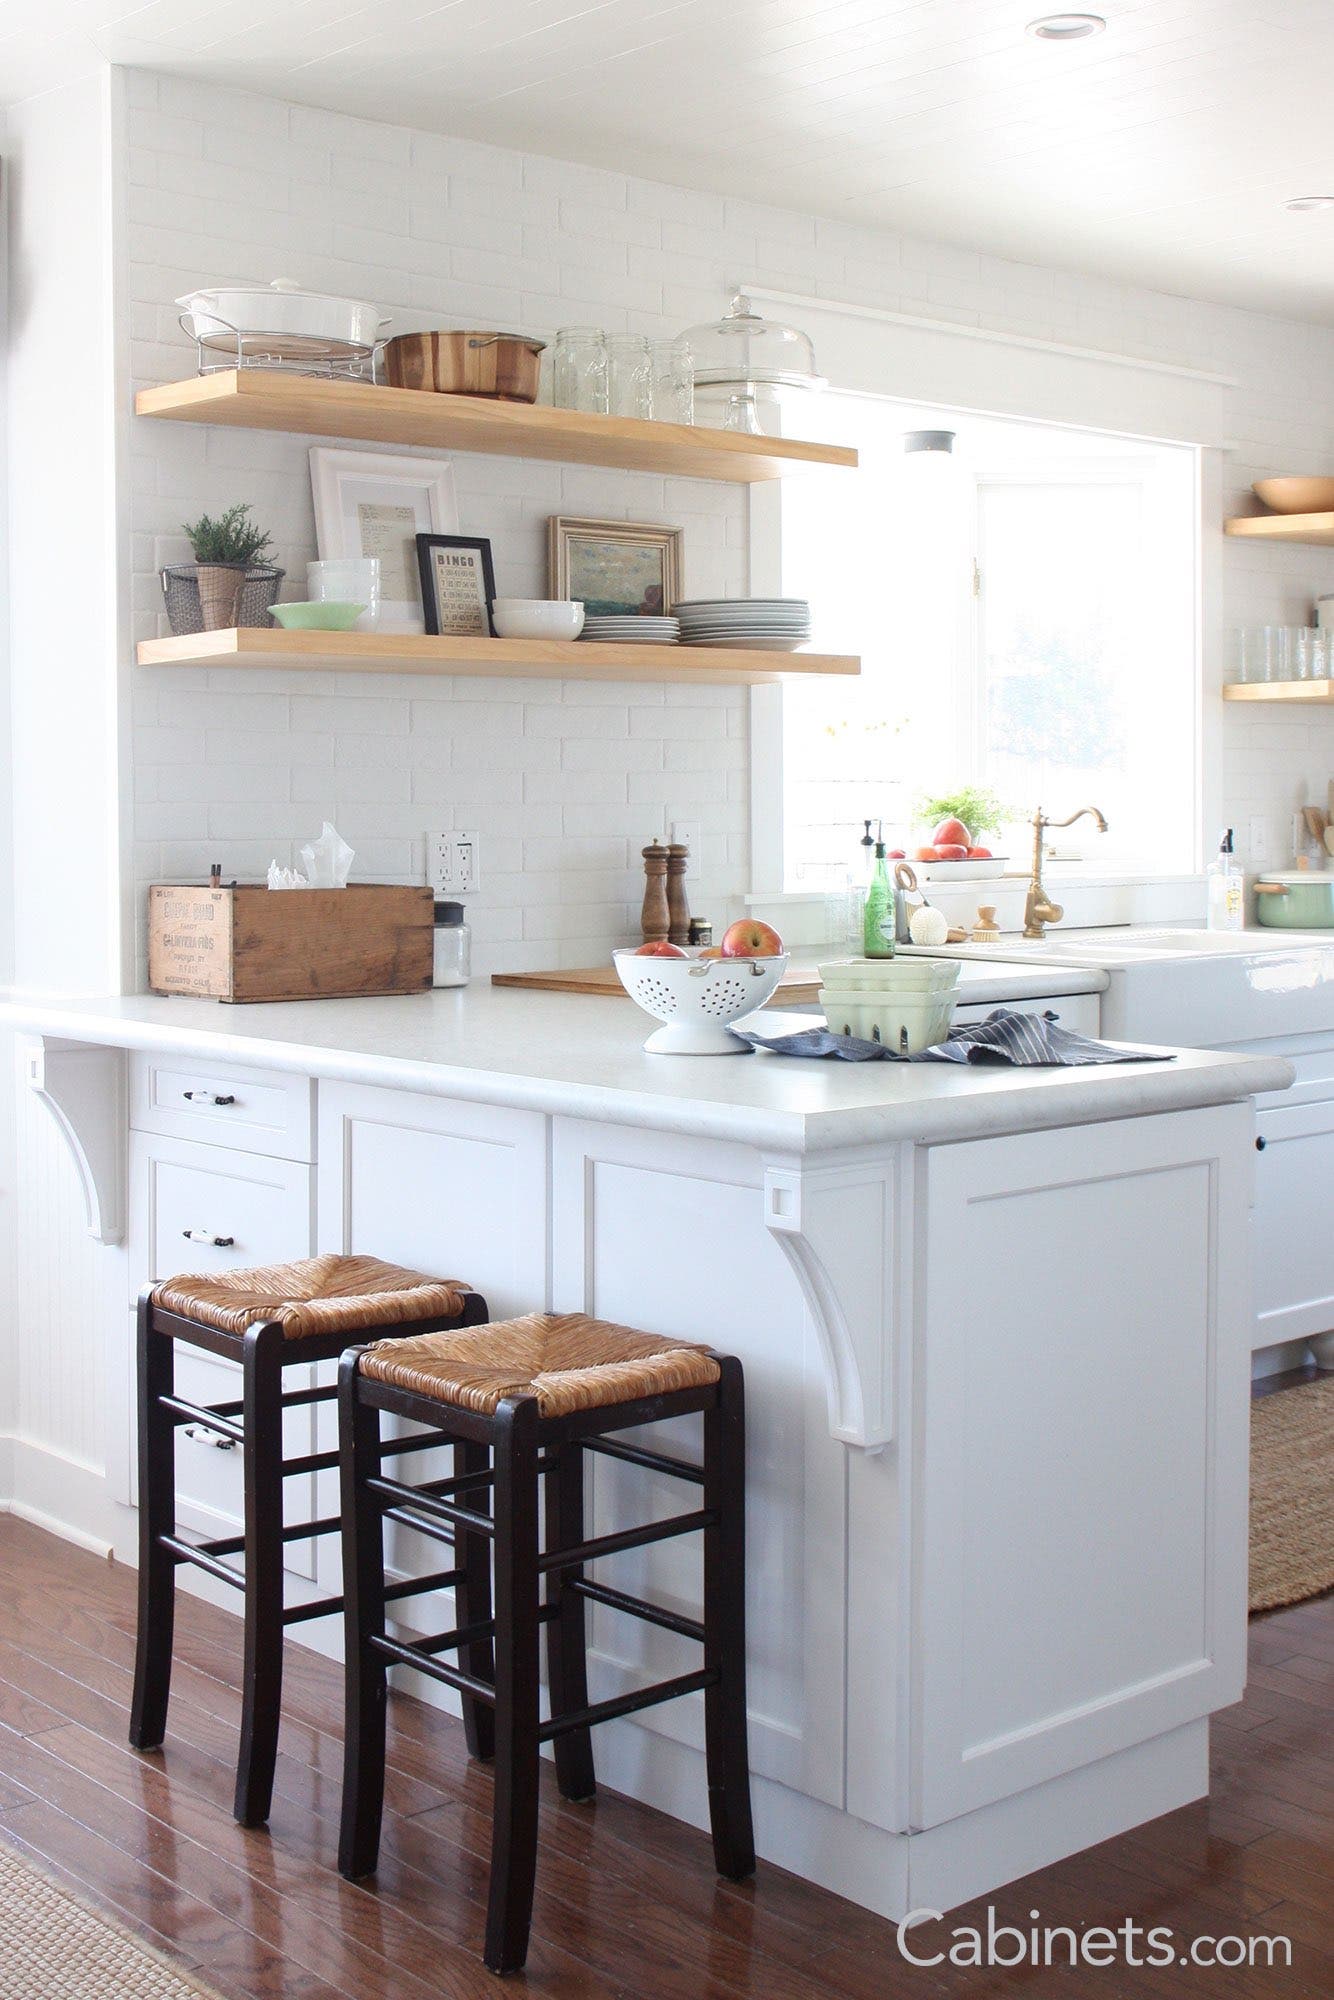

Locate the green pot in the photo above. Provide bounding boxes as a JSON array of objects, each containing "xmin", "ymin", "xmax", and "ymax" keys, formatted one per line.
[
  {"xmin": 1253, "ymin": 872, "xmax": 1334, "ymax": 927},
  {"xmin": 270, "ymin": 600, "xmax": 366, "ymax": 631}
]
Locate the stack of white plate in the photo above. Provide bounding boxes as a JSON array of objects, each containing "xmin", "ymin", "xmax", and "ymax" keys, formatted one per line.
[
  {"xmin": 580, "ymin": 614, "xmax": 680, "ymax": 644},
  {"xmin": 675, "ymin": 598, "xmax": 811, "ymax": 650}
]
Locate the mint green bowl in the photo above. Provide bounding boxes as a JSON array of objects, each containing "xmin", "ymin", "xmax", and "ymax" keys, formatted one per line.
[{"xmin": 270, "ymin": 600, "xmax": 365, "ymax": 631}]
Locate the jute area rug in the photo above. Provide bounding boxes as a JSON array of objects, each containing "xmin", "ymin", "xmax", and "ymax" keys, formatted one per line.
[
  {"xmin": 1249, "ymin": 1372, "xmax": 1334, "ymax": 1614},
  {"xmin": 0, "ymin": 1841, "xmax": 224, "ymax": 2000}
]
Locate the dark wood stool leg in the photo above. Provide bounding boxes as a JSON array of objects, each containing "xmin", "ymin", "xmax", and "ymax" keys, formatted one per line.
[
  {"xmin": 235, "ymin": 1321, "xmax": 286, "ymax": 1827},
  {"xmin": 338, "ymin": 1350, "xmax": 389, "ymax": 1879},
  {"xmin": 130, "ymin": 1295, "xmax": 177, "ymax": 1752},
  {"xmin": 543, "ymin": 1441, "xmax": 596, "ymax": 1802},
  {"xmin": 454, "ymin": 1437, "xmax": 496, "ymax": 1762},
  {"xmin": 485, "ymin": 1396, "xmax": 542, "ymax": 1976},
  {"xmin": 703, "ymin": 1356, "xmax": 755, "ymax": 1881}
]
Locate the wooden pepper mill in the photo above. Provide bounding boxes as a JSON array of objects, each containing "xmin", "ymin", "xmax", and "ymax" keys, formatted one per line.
[
  {"xmin": 666, "ymin": 842, "xmax": 691, "ymax": 946},
  {"xmin": 641, "ymin": 841, "xmax": 670, "ymax": 943}
]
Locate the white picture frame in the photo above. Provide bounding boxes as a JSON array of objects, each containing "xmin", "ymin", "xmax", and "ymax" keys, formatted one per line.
[{"xmin": 309, "ymin": 448, "xmax": 458, "ymax": 634}]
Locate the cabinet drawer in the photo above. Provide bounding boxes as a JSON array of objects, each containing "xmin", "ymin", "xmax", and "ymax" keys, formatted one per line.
[
  {"xmin": 132, "ymin": 1132, "xmax": 314, "ymax": 1281},
  {"xmin": 131, "ymin": 1054, "xmax": 315, "ymax": 1161}
]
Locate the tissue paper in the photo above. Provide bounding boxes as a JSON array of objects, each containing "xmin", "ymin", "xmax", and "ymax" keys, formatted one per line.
[
  {"xmin": 300, "ymin": 821, "xmax": 355, "ymax": 889},
  {"xmin": 267, "ymin": 862, "xmax": 308, "ymax": 891}
]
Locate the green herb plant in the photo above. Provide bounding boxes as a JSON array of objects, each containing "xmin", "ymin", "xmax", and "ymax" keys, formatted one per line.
[
  {"xmin": 183, "ymin": 504, "xmax": 274, "ymax": 567},
  {"xmin": 915, "ymin": 785, "xmax": 1014, "ymax": 838}
]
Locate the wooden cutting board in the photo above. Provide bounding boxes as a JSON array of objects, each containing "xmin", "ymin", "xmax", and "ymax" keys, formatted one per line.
[{"xmin": 492, "ymin": 962, "xmax": 823, "ymax": 1003}]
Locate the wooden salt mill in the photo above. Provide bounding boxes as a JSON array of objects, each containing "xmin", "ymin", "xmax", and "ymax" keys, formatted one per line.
[
  {"xmin": 666, "ymin": 842, "xmax": 691, "ymax": 946},
  {"xmin": 641, "ymin": 841, "xmax": 670, "ymax": 943}
]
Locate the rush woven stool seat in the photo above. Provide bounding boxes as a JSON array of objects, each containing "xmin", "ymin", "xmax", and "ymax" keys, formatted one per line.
[
  {"xmin": 338, "ymin": 1310, "xmax": 754, "ymax": 1976},
  {"xmin": 130, "ymin": 1253, "xmax": 486, "ymax": 1827}
]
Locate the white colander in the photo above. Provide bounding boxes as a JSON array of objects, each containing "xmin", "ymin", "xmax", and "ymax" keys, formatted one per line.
[{"xmin": 612, "ymin": 950, "xmax": 788, "ymax": 1054}]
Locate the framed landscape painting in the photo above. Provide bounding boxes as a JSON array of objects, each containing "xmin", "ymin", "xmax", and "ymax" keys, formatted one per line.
[{"xmin": 548, "ymin": 516, "xmax": 683, "ymax": 615}]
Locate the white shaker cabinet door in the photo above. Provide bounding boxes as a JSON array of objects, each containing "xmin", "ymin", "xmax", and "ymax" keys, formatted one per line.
[
  {"xmin": 127, "ymin": 1132, "xmax": 318, "ymax": 1575},
  {"xmin": 1252, "ymin": 1040, "xmax": 1334, "ymax": 1351},
  {"xmin": 551, "ymin": 1118, "xmax": 847, "ymax": 1811},
  {"xmin": 910, "ymin": 1104, "xmax": 1252, "ymax": 1828},
  {"xmin": 315, "ymin": 1083, "xmax": 548, "ymax": 1316}
]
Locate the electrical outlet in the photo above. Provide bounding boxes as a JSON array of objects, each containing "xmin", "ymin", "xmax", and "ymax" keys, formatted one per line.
[
  {"xmin": 1248, "ymin": 817, "xmax": 1269, "ymax": 861},
  {"xmin": 670, "ymin": 819, "xmax": 701, "ymax": 858},
  {"xmin": 426, "ymin": 830, "xmax": 481, "ymax": 897}
]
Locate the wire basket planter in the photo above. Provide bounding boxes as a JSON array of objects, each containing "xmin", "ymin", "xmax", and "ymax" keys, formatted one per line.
[{"xmin": 161, "ymin": 563, "xmax": 285, "ymax": 635}]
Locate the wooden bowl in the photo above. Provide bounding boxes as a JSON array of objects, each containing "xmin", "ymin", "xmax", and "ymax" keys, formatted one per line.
[
  {"xmin": 384, "ymin": 330, "xmax": 545, "ymax": 402},
  {"xmin": 1253, "ymin": 476, "xmax": 1334, "ymax": 515}
]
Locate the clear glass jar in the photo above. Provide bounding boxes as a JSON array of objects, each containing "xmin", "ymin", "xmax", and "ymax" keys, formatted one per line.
[
  {"xmin": 553, "ymin": 327, "xmax": 608, "ymax": 413},
  {"xmin": 607, "ymin": 333, "xmax": 653, "ymax": 419},
  {"xmin": 650, "ymin": 338, "xmax": 694, "ymax": 424},
  {"xmin": 432, "ymin": 901, "xmax": 471, "ymax": 987}
]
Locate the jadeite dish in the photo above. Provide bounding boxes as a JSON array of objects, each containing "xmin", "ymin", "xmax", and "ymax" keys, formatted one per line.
[{"xmin": 270, "ymin": 600, "xmax": 366, "ymax": 631}]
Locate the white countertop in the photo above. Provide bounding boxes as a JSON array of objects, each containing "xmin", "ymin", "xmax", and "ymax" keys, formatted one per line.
[{"xmin": 3, "ymin": 976, "xmax": 1291, "ymax": 1155}]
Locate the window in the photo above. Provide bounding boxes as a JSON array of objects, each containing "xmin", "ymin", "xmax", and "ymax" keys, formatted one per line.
[{"xmin": 774, "ymin": 394, "xmax": 1198, "ymax": 889}]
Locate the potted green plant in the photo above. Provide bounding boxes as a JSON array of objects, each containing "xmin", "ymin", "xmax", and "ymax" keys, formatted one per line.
[{"xmin": 164, "ymin": 505, "xmax": 282, "ymax": 634}]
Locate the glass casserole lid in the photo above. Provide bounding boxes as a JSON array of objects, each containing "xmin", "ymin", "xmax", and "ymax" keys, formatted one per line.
[{"xmin": 679, "ymin": 292, "xmax": 826, "ymax": 390}]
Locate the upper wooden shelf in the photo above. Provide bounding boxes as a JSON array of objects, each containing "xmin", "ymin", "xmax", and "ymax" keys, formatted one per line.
[
  {"xmin": 1224, "ymin": 511, "xmax": 1334, "ymax": 546},
  {"xmin": 136, "ymin": 627, "xmax": 860, "ymax": 685},
  {"xmin": 1223, "ymin": 679, "xmax": 1334, "ymax": 702},
  {"xmin": 134, "ymin": 371, "xmax": 859, "ymax": 483}
]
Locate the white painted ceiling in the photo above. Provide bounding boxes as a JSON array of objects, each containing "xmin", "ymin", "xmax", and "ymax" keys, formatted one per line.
[{"xmin": 7, "ymin": 0, "xmax": 1334, "ymax": 322}]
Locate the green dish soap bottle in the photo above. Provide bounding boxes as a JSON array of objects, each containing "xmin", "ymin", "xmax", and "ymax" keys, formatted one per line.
[{"xmin": 862, "ymin": 834, "xmax": 896, "ymax": 958}]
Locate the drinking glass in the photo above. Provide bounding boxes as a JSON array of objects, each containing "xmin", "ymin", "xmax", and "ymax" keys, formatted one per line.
[
  {"xmin": 1295, "ymin": 628, "xmax": 1314, "ymax": 680},
  {"xmin": 1313, "ymin": 631, "xmax": 1330, "ymax": 679},
  {"xmin": 650, "ymin": 338, "xmax": 694, "ymax": 424},
  {"xmin": 553, "ymin": 327, "xmax": 608, "ymax": 413},
  {"xmin": 607, "ymin": 334, "xmax": 653, "ymax": 419}
]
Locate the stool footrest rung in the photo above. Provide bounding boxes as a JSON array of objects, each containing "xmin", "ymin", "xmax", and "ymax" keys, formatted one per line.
[
  {"xmin": 160, "ymin": 1533, "xmax": 245, "ymax": 1591},
  {"xmin": 540, "ymin": 1668, "xmax": 718, "ymax": 1743},
  {"xmin": 379, "ymin": 1504, "xmax": 456, "ymax": 1551},
  {"xmin": 281, "ymin": 1448, "xmax": 340, "ymax": 1479},
  {"xmin": 158, "ymin": 1396, "xmax": 244, "ymax": 1443},
  {"xmin": 581, "ymin": 1436, "xmax": 705, "ymax": 1486},
  {"xmin": 539, "ymin": 1509, "xmax": 716, "ymax": 1575},
  {"xmin": 368, "ymin": 1474, "xmax": 493, "ymax": 1539},
  {"xmin": 564, "ymin": 1577, "xmax": 705, "ymax": 1644},
  {"xmin": 283, "ymin": 1594, "xmax": 343, "ymax": 1626},
  {"xmin": 369, "ymin": 1631, "xmax": 496, "ymax": 1705},
  {"xmin": 384, "ymin": 1567, "xmax": 464, "ymax": 1602}
]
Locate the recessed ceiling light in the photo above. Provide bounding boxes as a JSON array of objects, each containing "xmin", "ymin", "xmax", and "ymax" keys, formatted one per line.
[
  {"xmin": 1285, "ymin": 195, "xmax": 1334, "ymax": 212},
  {"xmin": 1026, "ymin": 14, "xmax": 1106, "ymax": 39}
]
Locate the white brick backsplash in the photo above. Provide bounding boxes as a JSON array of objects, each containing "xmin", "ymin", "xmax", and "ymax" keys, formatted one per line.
[{"xmin": 122, "ymin": 71, "xmax": 1334, "ymax": 980}]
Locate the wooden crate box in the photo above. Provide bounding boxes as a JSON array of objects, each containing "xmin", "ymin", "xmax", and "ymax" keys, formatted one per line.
[{"xmin": 148, "ymin": 884, "xmax": 434, "ymax": 1002}]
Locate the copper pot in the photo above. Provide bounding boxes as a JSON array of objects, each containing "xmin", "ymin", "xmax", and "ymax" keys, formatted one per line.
[{"xmin": 384, "ymin": 330, "xmax": 546, "ymax": 402}]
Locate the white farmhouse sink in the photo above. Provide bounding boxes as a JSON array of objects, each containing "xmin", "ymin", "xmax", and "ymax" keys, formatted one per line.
[{"xmin": 906, "ymin": 927, "xmax": 1334, "ymax": 1044}]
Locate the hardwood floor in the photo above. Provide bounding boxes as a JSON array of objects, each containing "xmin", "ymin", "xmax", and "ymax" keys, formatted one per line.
[{"xmin": 0, "ymin": 1514, "xmax": 1329, "ymax": 1997}]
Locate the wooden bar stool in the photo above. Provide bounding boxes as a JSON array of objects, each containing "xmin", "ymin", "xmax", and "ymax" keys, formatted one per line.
[
  {"xmin": 337, "ymin": 1311, "xmax": 754, "ymax": 1976},
  {"xmin": 129, "ymin": 1253, "xmax": 486, "ymax": 1828}
]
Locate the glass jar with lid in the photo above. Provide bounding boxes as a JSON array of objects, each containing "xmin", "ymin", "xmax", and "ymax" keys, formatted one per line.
[
  {"xmin": 552, "ymin": 327, "xmax": 608, "ymax": 413},
  {"xmin": 432, "ymin": 900, "xmax": 471, "ymax": 987},
  {"xmin": 606, "ymin": 333, "xmax": 653, "ymax": 419}
]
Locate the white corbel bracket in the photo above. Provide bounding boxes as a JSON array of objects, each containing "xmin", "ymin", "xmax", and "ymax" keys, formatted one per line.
[
  {"xmin": 26, "ymin": 1038, "xmax": 127, "ymax": 1244},
  {"xmin": 763, "ymin": 1155, "xmax": 904, "ymax": 1451}
]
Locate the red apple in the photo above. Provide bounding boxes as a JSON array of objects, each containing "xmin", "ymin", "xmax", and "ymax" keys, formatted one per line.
[
  {"xmin": 932, "ymin": 817, "xmax": 971, "ymax": 848},
  {"xmin": 720, "ymin": 918, "xmax": 784, "ymax": 958},
  {"xmin": 915, "ymin": 845, "xmax": 943, "ymax": 862},
  {"xmin": 634, "ymin": 941, "xmax": 688, "ymax": 958},
  {"xmin": 967, "ymin": 845, "xmax": 993, "ymax": 859},
  {"xmin": 935, "ymin": 843, "xmax": 969, "ymax": 861},
  {"xmin": 887, "ymin": 847, "xmax": 907, "ymax": 859}
]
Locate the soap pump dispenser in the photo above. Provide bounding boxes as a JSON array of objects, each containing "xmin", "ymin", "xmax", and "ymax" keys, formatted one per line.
[{"xmin": 1206, "ymin": 829, "xmax": 1244, "ymax": 932}]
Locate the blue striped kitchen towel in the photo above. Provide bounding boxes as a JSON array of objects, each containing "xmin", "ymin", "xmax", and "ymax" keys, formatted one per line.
[{"xmin": 737, "ymin": 1008, "xmax": 1169, "ymax": 1067}]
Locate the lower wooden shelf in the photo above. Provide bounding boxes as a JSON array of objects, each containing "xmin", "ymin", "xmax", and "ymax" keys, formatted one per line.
[
  {"xmin": 136, "ymin": 627, "xmax": 860, "ymax": 684},
  {"xmin": 1223, "ymin": 680, "xmax": 1334, "ymax": 702}
]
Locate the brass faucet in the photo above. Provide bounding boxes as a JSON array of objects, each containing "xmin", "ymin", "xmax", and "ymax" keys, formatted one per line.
[{"xmin": 1024, "ymin": 806, "xmax": 1109, "ymax": 939}]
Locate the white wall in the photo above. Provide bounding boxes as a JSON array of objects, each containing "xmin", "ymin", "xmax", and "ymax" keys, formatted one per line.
[{"xmin": 121, "ymin": 70, "xmax": 1334, "ymax": 982}]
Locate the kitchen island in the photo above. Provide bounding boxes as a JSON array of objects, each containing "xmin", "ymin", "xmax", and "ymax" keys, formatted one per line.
[{"xmin": 3, "ymin": 975, "xmax": 1290, "ymax": 1925}]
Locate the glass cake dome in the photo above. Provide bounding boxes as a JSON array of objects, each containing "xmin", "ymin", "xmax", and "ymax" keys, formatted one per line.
[{"xmin": 680, "ymin": 292, "xmax": 826, "ymax": 391}]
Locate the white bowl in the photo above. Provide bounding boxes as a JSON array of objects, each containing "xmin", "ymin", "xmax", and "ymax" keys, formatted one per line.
[
  {"xmin": 613, "ymin": 949, "xmax": 787, "ymax": 1054},
  {"xmin": 491, "ymin": 598, "xmax": 585, "ymax": 641}
]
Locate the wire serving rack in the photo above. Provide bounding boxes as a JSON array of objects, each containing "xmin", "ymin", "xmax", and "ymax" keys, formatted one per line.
[{"xmin": 179, "ymin": 308, "xmax": 384, "ymax": 382}]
